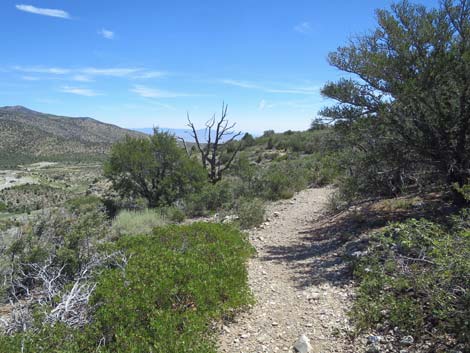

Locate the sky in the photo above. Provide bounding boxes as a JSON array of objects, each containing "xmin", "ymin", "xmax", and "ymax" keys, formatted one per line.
[{"xmin": 0, "ymin": 0, "xmax": 437, "ymax": 133}]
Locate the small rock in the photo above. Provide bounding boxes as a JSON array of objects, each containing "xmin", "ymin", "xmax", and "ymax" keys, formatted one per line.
[
  {"xmin": 293, "ymin": 334, "xmax": 312, "ymax": 353},
  {"xmin": 273, "ymin": 212, "xmax": 280, "ymax": 217},
  {"xmin": 307, "ymin": 292, "xmax": 321, "ymax": 301},
  {"xmin": 222, "ymin": 325, "xmax": 230, "ymax": 333},
  {"xmin": 271, "ymin": 321, "xmax": 279, "ymax": 326},
  {"xmin": 400, "ymin": 335, "xmax": 414, "ymax": 345},
  {"xmin": 240, "ymin": 333, "xmax": 250, "ymax": 339},
  {"xmin": 367, "ymin": 335, "xmax": 382, "ymax": 345},
  {"xmin": 351, "ymin": 250, "xmax": 366, "ymax": 258}
]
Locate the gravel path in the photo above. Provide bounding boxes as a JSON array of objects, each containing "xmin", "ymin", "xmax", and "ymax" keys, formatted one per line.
[{"xmin": 218, "ymin": 187, "xmax": 362, "ymax": 353}]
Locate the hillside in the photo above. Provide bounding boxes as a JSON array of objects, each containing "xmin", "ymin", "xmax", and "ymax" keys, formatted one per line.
[{"xmin": 0, "ymin": 106, "xmax": 146, "ymax": 167}]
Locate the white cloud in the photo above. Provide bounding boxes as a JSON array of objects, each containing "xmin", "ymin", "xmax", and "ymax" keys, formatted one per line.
[
  {"xmin": 16, "ymin": 4, "xmax": 70, "ymax": 19},
  {"xmin": 294, "ymin": 21, "xmax": 312, "ymax": 34},
  {"xmin": 72, "ymin": 75, "xmax": 93, "ymax": 82},
  {"xmin": 135, "ymin": 71, "xmax": 167, "ymax": 79},
  {"xmin": 221, "ymin": 79, "xmax": 320, "ymax": 95},
  {"xmin": 258, "ymin": 99, "xmax": 267, "ymax": 111},
  {"xmin": 12, "ymin": 66, "xmax": 168, "ymax": 80},
  {"xmin": 21, "ymin": 76, "xmax": 40, "ymax": 81},
  {"xmin": 221, "ymin": 79, "xmax": 260, "ymax": 89},
  {"xmin": 131, "ymin": 85, "xmax": 191, "ymax": 98},
  {"xmin": 61, "ymin": 86, "xmax": 100, "ymax": 97},
  {"xmin": 81, "ymin": 67, "xmax": 142, "ymax": 77},
  {"xmin": 14, "ymin": 66, "xmax": 70, "ymax": 75},
  {"xmin": 98, "ymin": 29, "xmax": 115, "ymax": 40}
]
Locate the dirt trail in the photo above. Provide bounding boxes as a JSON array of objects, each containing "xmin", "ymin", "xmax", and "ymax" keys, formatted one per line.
[{"xmin": 218, "ymin": 187, "xmax": 362, "ymax": 353}]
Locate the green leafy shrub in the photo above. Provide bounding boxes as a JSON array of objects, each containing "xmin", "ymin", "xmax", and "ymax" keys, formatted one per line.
[
  {"xmin": 236, "ymin": 198, "xmax": 265, "ymax": 229},
  {"xmin": 0, "ymin": 223, "xmax": 254, "ymax": 353},
  {"xmin": 66, "ymin": 195, "xmax": 104, "ymax": 214},
  {"xmin": 352, "ymin": 215, "xmax": 470, "ymax": 348},
  {"xmin": 184, "ymin": 179, "xmax": 240, "ymax": 217},
  {"xmin": 255, "ymin": 159, "xmax": 308, "ymax": 200},
  {"xmin": 164, "ymin": 206, "xmax": 186, "ymax": 223},
  {"xmin": 104, "ymin": 129, "xmax": 205, "ymax": 208}
]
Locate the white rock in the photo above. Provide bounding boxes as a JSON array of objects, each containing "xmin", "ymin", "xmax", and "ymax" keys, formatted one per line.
[
  {"xmin": 400, "ymin": 335, "xmax": 414, "ymax": 345},
  {"xmin": 293, "ymin": 334, "xmax": 312, "ymax": 353},
  {"xmin": 367, "ymin": 335, "xmax": 382, "ymax": 345}
]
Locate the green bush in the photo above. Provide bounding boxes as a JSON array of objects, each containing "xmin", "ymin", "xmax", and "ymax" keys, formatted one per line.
[
  {"xmin": 184, "ymin": 180, "xmax": 239, "ymax": 217},
  {"xmin": 352, "ymin": 214, "xmax": 470, "ymax": 348},
  {"xmin": 66, "ymin": 195, "xmax": 104, "ymax": 214},
  {"xmin": 104, "ymin": 129, "xmax": 206, "ymax": 208},
  {"xmin": 255, "ymin": 159, "xmax": 308, "ymax": 200},
  {"xmin": 236, "ymin": 198, "xmax": 265, "ymax": 229},
  {"xmin": 112, "ymin": 208, "xmax": 168, "ymax": 237},
  {"xmin": 0, "ymin": 223, "xmax": 254, "ymax": 353}
]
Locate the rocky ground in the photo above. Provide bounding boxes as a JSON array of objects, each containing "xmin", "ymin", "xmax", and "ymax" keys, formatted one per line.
[{"xmin": 218, "ymin": 187, "xmax": 365, "ymax": 353}]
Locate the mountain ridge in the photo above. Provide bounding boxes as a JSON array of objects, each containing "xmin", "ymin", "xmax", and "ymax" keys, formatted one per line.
[{"xmin": 0, "ymin": 106, "xmax": 146, "ymax": 167}]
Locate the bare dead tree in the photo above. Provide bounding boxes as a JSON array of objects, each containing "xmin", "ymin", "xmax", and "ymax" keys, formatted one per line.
[{"xmin": 186, "ymin": 103, "xmax": 242, "ymax": 183}]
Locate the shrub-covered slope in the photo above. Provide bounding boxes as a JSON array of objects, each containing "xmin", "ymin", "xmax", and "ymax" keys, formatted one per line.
[{"xmin": 0, "ymin": 106, "xmax": 145, "ymax": 167}]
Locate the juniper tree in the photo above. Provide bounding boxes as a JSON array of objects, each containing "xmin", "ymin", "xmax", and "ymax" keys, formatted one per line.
[{"xmin": 321, "ymin": 0, "xmax": 470, "ymax": 201}]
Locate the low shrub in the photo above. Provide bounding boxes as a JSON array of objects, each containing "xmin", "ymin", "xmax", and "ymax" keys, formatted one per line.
[
  {"xmin": 184, "ymin": 180, "xmax": 239, "ymax": 217},
  {"xmin": 352, "ymin": 214, "xmax": 470, "ymax": 349},
  {"xmin": 112, "ymin": 209, "xmax": 168, "ymax": 237},
  {"xmin": 164, "ymin": 206, "xmax": 186, "ymax": 223},
  {"xmin": 66, "ymin": 195, "xmax": 104, "ymax": 214},
  {"xmin": 236, "ymin": 198, "xmax": 265, "ymax": 229},
  {"xmin": 0, "ymin": 223, "xmax": 254, "ymax": 353}
]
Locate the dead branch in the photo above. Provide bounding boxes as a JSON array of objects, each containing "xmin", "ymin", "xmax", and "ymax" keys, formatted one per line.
[{"xmin": 186, "ymin": 102, "xmax": 242, "ymax": 183}]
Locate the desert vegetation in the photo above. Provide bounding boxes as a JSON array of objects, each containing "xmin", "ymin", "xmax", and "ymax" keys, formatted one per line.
[{"xmin": 0, "ymin": 0, "xmax": 469, "ymax": 352}]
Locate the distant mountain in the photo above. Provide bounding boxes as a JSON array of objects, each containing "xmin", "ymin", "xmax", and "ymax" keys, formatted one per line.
[
  {"xmin": 133, "ymin": 127, "xmax": 206, "ymax": 142},
  {"xmin": 0, "ymin": 106, "xmax": 146, "ymax": 167},
  {"xmin": 133, "ymin": 127, "xmax": 250, "ymax": 142}
]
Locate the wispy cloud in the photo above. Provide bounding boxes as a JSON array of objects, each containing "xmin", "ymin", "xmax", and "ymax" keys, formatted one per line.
[
  {"xmin": 294, "ymin": 21, "xmax": 312, "ymax": 34},
  {"xmin": 14, "ymin": 66, "xmax": 70, "ymax": 75},
  {"xmin": 98, "ymin": 29, "xmax": 115, "ymax": 40},
  {"xmin": 131, "ymin": 85, "xmax": 192, "ymax": 98},
  {"xmin": 135, "ymin": 71, "xmax": 167, "ymax": 79},
  {"xmin": 258, "ymin": 99, "xmax": 267, "ymax": 111},
  {"xmin": 221, "ymin": 79, "xmax": 320, "ymax": 95},
  {"xmin": 81, "ymin": 68, "xmax": 144, "ymax": 77},
  {"xmin": 15, "ymin": 4, "xmax": 70, "ymax": 19},
  {"xmin": 72, "ymin": 75, "xmax": 93, "ymax": 82},
  {"xmin": 221, "ymin": 79, "xmax": 259, "ymax": 89},
  {"xmin": 61, "ymin": 86, "xmax": 100, "ymax": 97},
  {"xmin": 12, "ymin": 66, "xmax": 167, "ymax": 81},
  {"xmin": 21, "ymin": 76, "xmax": 40, "ymax": 81}
]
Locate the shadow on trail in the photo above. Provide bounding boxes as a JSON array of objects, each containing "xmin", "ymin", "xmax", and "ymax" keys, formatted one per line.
[
  {"xmin": 260, "ymin": 193, "xmax": 455, "ymax": 289},
  {"xmin": 260, "ymin": 214, "xmax": 368, "ymax": 289}
]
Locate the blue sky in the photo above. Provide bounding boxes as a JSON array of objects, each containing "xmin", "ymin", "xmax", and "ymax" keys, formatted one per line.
[{"xmin": 0, "ymin": 0, "xmax": 437, "ymax": 132}]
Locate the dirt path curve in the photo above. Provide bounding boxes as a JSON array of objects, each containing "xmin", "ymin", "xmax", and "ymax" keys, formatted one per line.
[{"xmin": 218, "ymin": 187, "xmax": 362, "ymax": 353}]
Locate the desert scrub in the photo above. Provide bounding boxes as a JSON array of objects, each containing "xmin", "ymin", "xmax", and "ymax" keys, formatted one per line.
[
  {"xmin": 352, "ymin": 214, "xmax": 470, "ymax": 349},
  {"xmin": 236, "ymin": 197, "xmax": 265, "ymax": 229},
  {"xmin": 0, "ymin": 223, "xmax": 254, "ymax": 352},
  {"xmin": 0, "ymin": 184, "xmax": 69, "ymax": 213},
  {"xmin": 112, "ymin": 208, "xmax": 168, "ymax": 236}
]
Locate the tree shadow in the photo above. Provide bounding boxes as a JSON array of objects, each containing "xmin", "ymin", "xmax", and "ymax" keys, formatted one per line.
[{"xmin": 260, "ymin": 192, "xmax": 456, "ymax": 290}]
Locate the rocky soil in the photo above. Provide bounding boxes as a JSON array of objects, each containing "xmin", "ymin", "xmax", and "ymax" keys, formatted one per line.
[{"xmin": 218, "ymin": 187, "xmax": 364, "ymax": 353}]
